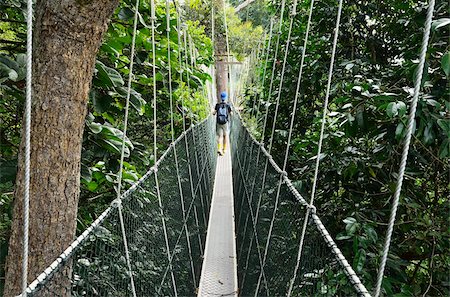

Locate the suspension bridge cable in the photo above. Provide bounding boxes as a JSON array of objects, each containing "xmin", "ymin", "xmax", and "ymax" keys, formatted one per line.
[
  {"xmin": 158, "ymin": 8, "xmax": 206, "ymax": 293},
  {"xmin": 283, "ymin": 1, "xmax": 316, "ymax": 295},
  {"xmin": 254, "ymin": 0, "xmax": 299, "ymax": 294},
  {"xmin": 150, "ymin": 0, "xmax": 178, "ymax": 295},
  {"xmin": 186, "ymin": 26, "xmax": 203, "ymax": 285},
  {"xmin": 261, "ymin": 0, "xmax": 286, "ymax": 141},
  {"xmin": 165, "ymin": 0, "xmax": 197, "ymax": 290},
  {"xmin": 374, "ymin": 0, "xmax": 435, "ymax": 295},
  {"xmin": 252, "ymin": 18, "xmax": 274, "ymax": 120},
  {"xmin": 240, "ymin": 3, "xmax": 286, "ymax": 290},
  {"xmin": 115, "ymin": 0, "xmax": 142, "ymax": 295},
  {"xmin": 293, "ymin": 0, "xmax": 343, "ymax": 291},
  {"xmin": 21, "ymin": 0, "xmax": 33, "ymax": 294}
]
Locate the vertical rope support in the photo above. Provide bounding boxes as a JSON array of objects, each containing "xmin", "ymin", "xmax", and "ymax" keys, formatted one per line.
[
  {"xmin": 252, "ymin": 18, "xmax": 274, "ymax": 120},
  {"xmin": 151, "ymin": 0, "xmax": 178, "ymax": 295},
  {"xmin": 115, "ymin": 0, "xmax": 141, "ymax": 295},
  {"xmin": 261, "ymin": 0, "xmax": 286, "ymax": 141},
  {"xmin": 284, "ymin": 1, "xmax": 316, "ymax": 295},
  {"xmin": 374, "ymin": 1, "xmax": 435, "ymax": 296},
  {"xmin": 21, "ymin": 0, "xmax": 33, "ymax": 294},
  {"xmin": 165, "ymin": 0, "xmax": 198, "ymax": 289},
  {"xmin": 294, "ymin": 0, "xmax": 343, "ymax": 289},
  {"xmin": 267, "ymin": 0, "xmax": 298, "ymax": 152},
  {"xmin": 241, "ymin": 2, "xmax": 286, "ymax": 291},
  {"xmin": 254, "ymin": 1, "xmax": 298, "ymax": 295}
]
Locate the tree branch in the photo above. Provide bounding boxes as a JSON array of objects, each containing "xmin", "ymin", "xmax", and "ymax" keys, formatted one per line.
[
  {"xmin": 235, "ymin": 0, "xmax": 257, "ymax": 13},
  {"xmin": 422, "ymin": 237, "xmax": 436, "ymax": 297}
]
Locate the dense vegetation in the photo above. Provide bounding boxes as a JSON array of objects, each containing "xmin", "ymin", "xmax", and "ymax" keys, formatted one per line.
[
  {"xmin": 0, "ymin": 0, "xmax": 448, "ymax": 295},
  {"xmin": 240, "ymin": 0, "xmax": 449, "ymax": 295},
  {"xmin": 0, "ymin": 0, "xmax": 264, "ymax": 293},
  {"xmin": 0, "ymin": 0, "xmax": 216, "ymax": 292}
]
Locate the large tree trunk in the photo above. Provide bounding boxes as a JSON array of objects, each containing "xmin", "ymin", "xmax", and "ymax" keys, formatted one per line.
[
  {"xmin": 214, "ymin": 0, "xmax": 229, "ymax": 103},
  {"xmin": 4, "ymin": 1, "xmax": 118, "ymax": 296}
]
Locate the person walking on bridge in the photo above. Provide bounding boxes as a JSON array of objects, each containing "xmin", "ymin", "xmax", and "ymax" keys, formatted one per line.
[{"xmin": 213, "ymin": 92, "xmax": 232, "ymax": 156}]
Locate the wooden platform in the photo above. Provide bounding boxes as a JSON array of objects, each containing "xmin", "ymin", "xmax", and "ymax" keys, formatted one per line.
[{"xmin": 197, "ymin": 149, "xmax": 238, "ymax": 297}]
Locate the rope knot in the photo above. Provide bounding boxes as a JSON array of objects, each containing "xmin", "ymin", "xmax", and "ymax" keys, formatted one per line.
[
  {"xmin": 308, "ymin": 204, "xmax": 317, "ymax": 214},
  {"xmin": 281, "ymin": 171, "xmax": 288, "ymax": 177},
  {"xmin": 111, "ymin": 199, "xmax": 122, "ymax": 208}
]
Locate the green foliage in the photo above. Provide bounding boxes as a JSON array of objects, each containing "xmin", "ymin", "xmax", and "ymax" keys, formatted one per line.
[
  {"xmin": 185, "ymin": 0, "xmax": 264, "ymax": 60},
  {"xmin": 0, "ymin": 0, "xmax": 213, "ymax": 290},
  {"xmin": 243, "ymin": 0, "xmax": 449, "ymax": 295}
]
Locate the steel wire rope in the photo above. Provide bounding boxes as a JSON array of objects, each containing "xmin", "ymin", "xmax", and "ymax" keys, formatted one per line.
[
  {"xmin": 254, "ymin": 0, "xmax": 299, "ymax": 294},
  {"xmin": 182, "ymin": 25, "xmax": 205, "ymax": 258},
  {"xmin": 374, "ymin": 0, "xmax": 435, "ymax": 295},
  {"xmin": 187, "ymin": 32, "xmax": 210, "ymax": 234},
  {"xmin": 114, "ymin": 0, "xmax": 142, "ymax": 295},
  {"xmin": 224, "ymin": 1, "xmax": 272, "ymax": 294},
  {"xmin": 237, "ymin": 51, "xmax": 265, "ymax": 243},
  {"xmin": 158, "ymin": 137, "xmax": 212, "ymax": 290},
  {"xmin": 239, "ymin": 2, "xmax": 287, "ymax": 290},
  {"xmin": 252, "ymin": 18, "xmax": 274, "ymax": 120},
  {"xmin": 17, "ymin": 119, "xmax": 208, "ymax": 295},
  {"xmin": 155, "ymin": 8, "xmax": 201, "ymax": 295},
  {"xmin": 164, "ymin": 0, "xmax": 198, "ymax": 290},
  {"xmin": 280, "ymin": 0, "xmax": 315, "ymax": 294},
  {"xmin": 188, "ymin": 32, "xmax": 211, "ymax": 230},
  {"xmin": 237, "ymin": 35, "xmax": 271, "ymax": 266},
  {"xmin": 293, "ymin": 0, "xmax": 344, "ymax": 294},
  {"xmin": 150, "ymin": 0, "xmax": 178, "ymax": 295},
  {"xmin": 21, "ymin": 0, "xmax": 33, "ymax": 294},
  {"xmin": 232, "ymin": 126, "xmax": 270, "ymax": 293},
  {"xmin": 237, "ymin": 18, "xmax": 273, "ymax": 254}
]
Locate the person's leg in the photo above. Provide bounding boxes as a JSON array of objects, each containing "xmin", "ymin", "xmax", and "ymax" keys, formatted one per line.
[
  {"xmin": 216, "ymin": 124, "xmax": 222, "ymax": 154},
  {"xmin": 222, "ymin": 123, "xmax": 229, "ymax": 154}
]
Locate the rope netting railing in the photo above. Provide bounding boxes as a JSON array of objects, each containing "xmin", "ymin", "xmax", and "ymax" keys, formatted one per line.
[
  {"xmin": 19, "ymin": 118, "xmax": 216, "ymax": 297},
  {"xmin": 231, "ymin": 115, "xmax": 370, "ymax": 297}
]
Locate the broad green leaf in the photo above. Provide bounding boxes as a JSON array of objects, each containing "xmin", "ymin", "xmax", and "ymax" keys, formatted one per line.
[
  {"xmin": 353, "ymin": 249, "xmax": 366, "ymax": 272},
  {"xmin": 336, "ymin": 234, "xmax": 352, "ymax": 240},
  {"xmin": 441, "ymin": 52, "xmax": 450, "ymax": 77},
  {"xmin": 387, "ymin": 101, "xmax": 406, "ymax": 118},
  {"xmin": 437, "ymin": 119, "xmax": 450, "ymax": 134},
  {"xmin": 87, "ymin": 121, "xmax": 102, "ymax": 134},
  {"xmin": 396, "ymin": 101, "xmax": 406, "ymax": 116},
  {"xmin": 395, "ymin": 123, "xmax": 405, "ymax": 140},
  {"xmin": 432, "ymin": 18, "xmax": 450, "ymax": 31},
  {"xmin": 426, "ymin": 99, "xmax": 440, "ymax": 108},
  {"xmin": 439, "ymin": 138, "xmax": 449, "ymax": 158},
  {"xmin": 423, "ymin": 124, "xmax": 434, "ymax": 144},
  {"xmin": 95, "ymin": 61, "xmax": 124, "ymax": 87},
  {"xmin": 81, "ymin": 164, "xmax": 92, "ymax": 183},
  {"xmin": 86, "ymin": 181, "xmax": 98, "ymax": 192},
  {"xmin": 7, "ymin": 69, "xmax": 18, "ymax": 81},
  {"xmin": 118, "ymin": 7, "xmax": 134, "ymax": 21}
]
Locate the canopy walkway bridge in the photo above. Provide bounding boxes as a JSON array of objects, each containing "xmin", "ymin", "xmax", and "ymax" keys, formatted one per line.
[
  {"xmin": 20, "ymin": 115, "xmax": 371, "ymax": 297},
  {"xmin": 12, "ymin": 0, "xmax": 436, "ymax": 296}
]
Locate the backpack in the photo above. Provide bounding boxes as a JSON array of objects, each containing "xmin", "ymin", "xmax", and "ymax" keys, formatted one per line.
[{"xmin": 217, "ymin": 103, "xmax": 229, "ymax": 124}]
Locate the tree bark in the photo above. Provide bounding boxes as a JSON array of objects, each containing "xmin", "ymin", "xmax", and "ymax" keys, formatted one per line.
[
  {"xmin": 4, "ymin": 0, "xmax": 118, "ymax": 296},
  {"xmin": 214, "ymin": 0, "xmax": 229, "ymax": 103}
]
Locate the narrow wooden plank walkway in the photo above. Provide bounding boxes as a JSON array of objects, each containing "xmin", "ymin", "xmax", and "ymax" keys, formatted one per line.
[{"xmin": 197, "ymin": 149, "xmax": 238, "ymax": 297}]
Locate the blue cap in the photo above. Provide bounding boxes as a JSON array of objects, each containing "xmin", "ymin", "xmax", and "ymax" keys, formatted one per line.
[{"xmin": 220, "ymin": 91, "xmax": 227, "ymax": 101}]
